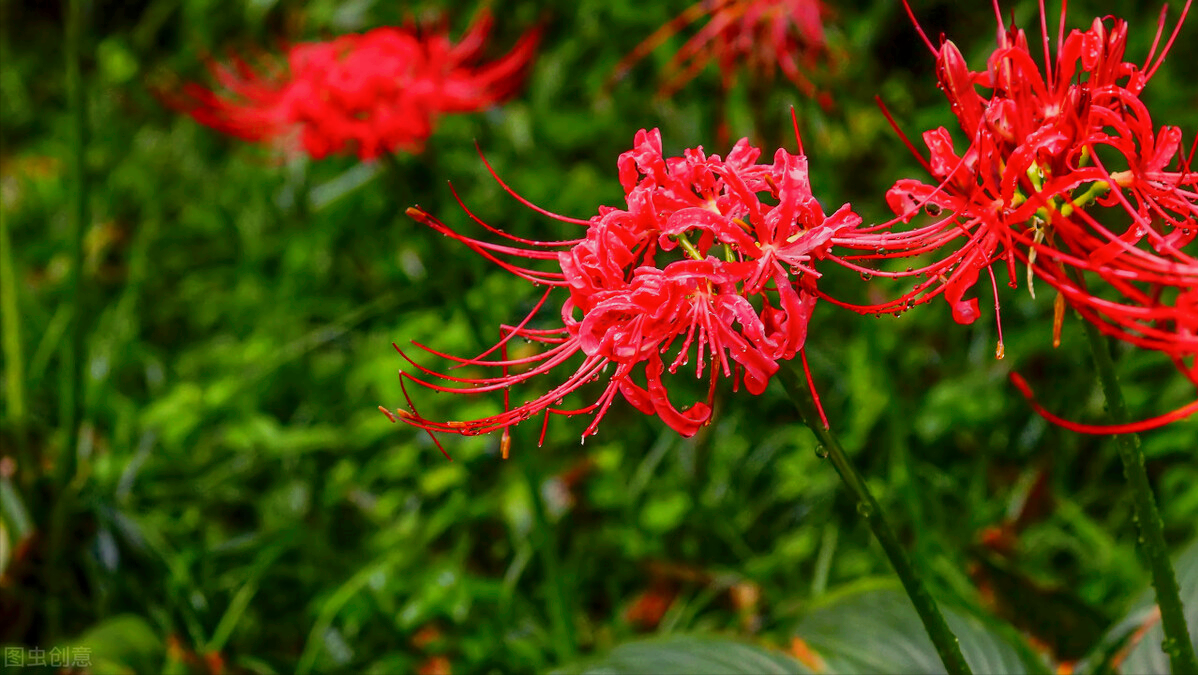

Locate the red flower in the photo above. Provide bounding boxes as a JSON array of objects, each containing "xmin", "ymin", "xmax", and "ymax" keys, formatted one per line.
[
  {"xmin": 843, "ymin": 1, "xmax": 1198, "ymax": 432},
  {"xmin": 381, "ymin": 128, "xmax": 862, "ymax": 457},
  {"xmin": 169, "ymin": 11, "xmax": 539, "ymax": 160},
  {"xmin": 612, "ymin": 0, "xmax": 833, "ymax": 99}
]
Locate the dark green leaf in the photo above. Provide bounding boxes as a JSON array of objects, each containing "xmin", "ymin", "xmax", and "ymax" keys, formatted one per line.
[
  {"xmin": 793, "ymin": 585, "xmax": 1039, "ymax": 674},
  {"xmin": 1079, "ymin": 539, "xmax": 1198, "ymax": 674},
  {"xmin": 555, "ymin": 635, "xmax": 813, "ymax": 675}
]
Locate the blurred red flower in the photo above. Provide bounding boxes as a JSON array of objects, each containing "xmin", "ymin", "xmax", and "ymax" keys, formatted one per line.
[
  {"xmin": 169, "ymin": 11, "xmax": 539, "ymax": 160},
  {"xmin": 612, "ymin": 0, "xmax": 833, "ymax": 99},
  {"xmin": 381, "ymin": 128, "xmax": 862, "ymax": 456}
]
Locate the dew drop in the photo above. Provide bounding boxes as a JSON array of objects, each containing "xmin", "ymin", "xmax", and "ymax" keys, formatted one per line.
[
  {"xmin": 856, "ymin": 502, "xmax": 874, "ymax": 518},
  {"xmin": 814, "ymin": 444, "xmax": 829, "ymax": 459}
]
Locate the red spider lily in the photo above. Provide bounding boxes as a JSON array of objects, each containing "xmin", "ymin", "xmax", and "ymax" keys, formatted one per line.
[
  {"xmin": 168, "ymin": 10, "xmax": 539, "ymax": 160},
  {"xmin": 612, "ymin": 0, "xmax": 832, "ymax": 100},
  {"xmin": 380, "ymin": 128, "xmax": 863, "ymax": 457},
  {"xmin": 833, "ymin": 0, "xmax": 1198, "ymax": 433}
]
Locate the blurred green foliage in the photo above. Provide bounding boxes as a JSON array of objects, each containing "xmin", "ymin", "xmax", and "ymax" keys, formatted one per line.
[{"xmin": 2, "ymin": 0, "xmax": 1197, "ymax": 672}]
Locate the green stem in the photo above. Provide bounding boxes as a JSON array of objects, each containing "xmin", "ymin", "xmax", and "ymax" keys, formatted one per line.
[
  {"xmin": 48, "ymin": 0, "xmax": 89, "ymax": 640},
  {"xmin": 0, "ymin": 0, "xmax": 23, "ymax": 455},
  {"xmin": 60, "ymin": 0, "xmax": 88, "ymax": 474},
  {"xmin": 1, "ymin": 201, "xmax": 27, "ymax": 446},
  {"xmin": 675, "ymin": 232, "xmax": 703, "ymax": 261},
  {"xmin": 519, "ymin": 454, "xmax": 577, "ymax": 662},
  {"xmin": 1078, "ymin": 317, "xmax": 1198, "ymax": 673},
  {"xmin": 778, "ymin": 361, "xmax": 973, "ymax": 675}
]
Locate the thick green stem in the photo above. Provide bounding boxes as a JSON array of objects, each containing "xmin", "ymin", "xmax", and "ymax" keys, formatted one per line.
[
  {"xmin": 519, "ymin": 455, "xmax": 577, "ymax": 662},
  {"xmin": 778, "ymin": 361, "xmax": 973, "ymax": 675},
  {"xmin": 1078, "ymin": 318, "xmax": 1198, "ymax": 673}
]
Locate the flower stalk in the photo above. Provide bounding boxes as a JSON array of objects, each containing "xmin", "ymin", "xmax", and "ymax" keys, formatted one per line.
[
  {"xmin": 778, "ymin": 360, "xmax": 973, "ymax": 675},
  {"xmin": 1077, "ymin": 307, "xmax": 1198, "ymax": 673}
]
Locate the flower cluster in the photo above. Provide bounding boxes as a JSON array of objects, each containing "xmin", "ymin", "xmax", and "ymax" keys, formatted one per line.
[
  {"xmin": 382, "ymin": 128, "xmax": 862, "ymax": 454},
  {"xmin": 842, "ymin": 2, "xmax": 1198, "ymax": 431},
  {"xmin": 171, "ymin": 11, "xmax": 539, "ymax": 160},
  {"xmin": 613, "ymin": 0, "xmax": 832, "ymax": 99},
  {"xmin": 370, "ymin": 1, "xmax": 1198, "ymax": 448}
]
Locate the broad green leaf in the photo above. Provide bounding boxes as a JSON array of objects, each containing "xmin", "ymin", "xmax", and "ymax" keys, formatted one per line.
[
  {"xmin": 1078, "ymin": 539, "xmax": 1198, "ymax": 674},
  {"xmin": 555, "ymin": 635, "xmax": 813, "ymax": 675},
  {"xmin": 793, "ymin": 585, "xmax": 1039, "ymax": 674},
  {"xmin": 63, "ymin": 614, "xmax": 163, "ymax": 675}
]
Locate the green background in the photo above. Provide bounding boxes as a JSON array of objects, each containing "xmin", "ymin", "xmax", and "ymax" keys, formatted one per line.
[{"xmin": 2, "ymin": 0, "xmax": 1196, "ymax": 672}]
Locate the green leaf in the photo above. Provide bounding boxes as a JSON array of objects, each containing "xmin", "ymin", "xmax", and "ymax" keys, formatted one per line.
[
  {"xmin": 63, "ymin": 615, "xmax": 163, "ymax": 674},
  {"xmin": 1078, "ymin": 538, "xmax": 1198, "ymax": 674},
  {"xmin": 554, "ymin": 635, "xmax": 813, "ymax": 675},
  {"xmin": 793, "ymin": 585, "xmax": 1040, "ymax": 674}
]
